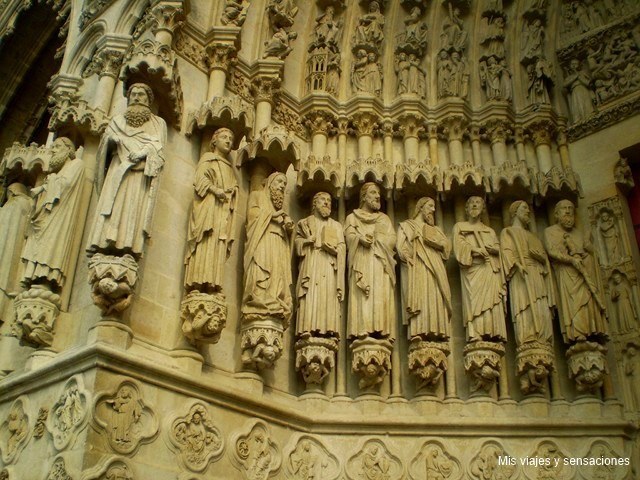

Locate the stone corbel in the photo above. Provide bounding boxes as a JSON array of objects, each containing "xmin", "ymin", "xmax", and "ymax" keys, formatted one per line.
[
  {"xmin": 463, "ymin": 340, "xmax": 505, "ymax": 396},
  {"xmin": 295, "ymin": 337, "xmax": 339, "ymax": 393},
  {"xmin": 566, "ymin": 341, "xmax": 609, "ymax": 394},
  {"xmin": 408, "ymin": 339, "xmax": 449, "ymax": 394},
  {"xmin": 516, "ymin": 341, "xmax": 554, "ymax": 395},
  {"xmin": 351, "ymin": 337, "xmax": 393, "ymax": 394}
]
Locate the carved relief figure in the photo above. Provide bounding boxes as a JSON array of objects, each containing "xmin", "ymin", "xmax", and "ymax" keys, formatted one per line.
[
  {"xmin": 267, "ymin": 0, "xmax": 298, "ymax": 28},
  {"xmin": 295, "ymin": 192, "xmax": 345, "ymax": 337},
  {"xmin": 395, "ymin": 52, "xmax": 410, "ymax": 94},
  {"xmin": 241, "ymin": 172, "xmax": 294, "ymax": 323},
  {"xmin": 425, "ymin": 446, "xmax": 453, "ymax": 480},
  {"xmin": 107, "ymin": 385, "xmax": 142, "ymax": 447},
  {"xmin": 597, "ymin": 209, "xmax": 623, "ymax": 265},
  {"xmin": 344, "ymin": 183, "xmax": 396, "ymax": 339},
  {"xmin": 184, "ymin": 128, "xmax": 238, "ymax": 293},
  {"xmin": 397, "ymin": 197, "xmax": 452, "ymax": 340},
  {"xmin": 440, "ymin": 5, "xmax": 467, "ymax": 52},
  {"xmin": 544, "ymin": 200, "xmax": 607, "ymax": 343},
  {"xmin": 526, "ymin": 58, "xmax": 552, "ymax": 105},
  {"xmin": 353, "ymin": 1, "xmax": 384, "ymax": 47},
  {"xmin": 290, "ymin": 439, "xmax": 327, "ymax": 479},
  {"xmin": 314, "ymin": 6, "xmax": 342, "ymax": 48},
  {"xmin": 609, "ymin": 270, "xmax": 637, "ymax": 333},
  {"xmin": 5, "ymin": 405, "xmax": 27, "ymax": 460},
  {"xmin": 563, "ymin": 59, "xmax": 595, "ymax": 123},
  {"xmin": 361, "ymin": 444, "xmax": 390, "ymax": 480},
  {"xmin": 21, "ymin": 137, "xmax": 84, "ymax": 290},
  {"xmin": 326, "ymin": 51, "xmax": 341, "ymax": 94},
  {"xmin": 51, "ymin": 384, "xmax": 85, "ymax": 447},
  {"xmin": 362, "ymin": 52, "xmax": 383, "ymax": 96},
  {"xmin": 0, "ymin": 183, "xmax": 32, "ymax": 316},
  {"xmin": 221, "ymin": 0, "xmax": 248, "ymax": 26},
  {"xmin": 501, "ymin": 201, "xmax": 554, "ymax": 346},
  {"xmin": 437, "ymin": 50, "xmax": 452, "ymax": 98},
  {"xmin": 172, "ymin": 404, "xmax": 222, "ymax": 470},
  {"xmin": 623, "ymin": 344, "xmax": 640, "ymax": 409},
  {"xmin": 521, "ymin": 19, "xmax": 545, "ymax": 61},
  {"xmin": 408, "ymin": 54, "xmax": 426, "ymax": 98},
  {"xmin": 352, "ymin": 49, "xmax": 368, "ymax": 93},
  {"xmin": 404, "ymin": 7, "xmax": 428, "ymax": 49},
  {"xmin": 480, "ymin": 56, "xmax": 512, "ymax": 101},
  {"xmin": 88, "ymin": 83, "xmax": 167, "ymax": 257},
  {"xmin": 263, "ymin": 28, "xmax": 298, "ymax": 59},
  {"xmin": 453, "ymin": 196, "xmax": 507, "ymax": 342}
]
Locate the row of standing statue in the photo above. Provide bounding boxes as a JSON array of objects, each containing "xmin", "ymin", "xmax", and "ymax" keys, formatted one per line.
[{"xmin": 0, "ymin": 81, "xmax": 609, "ymax": 399}]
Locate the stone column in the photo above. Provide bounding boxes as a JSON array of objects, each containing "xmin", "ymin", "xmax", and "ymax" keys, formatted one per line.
[
  {"xmin": 304, "ymin": 112, "xmax": 333, "ymax": 160},
  {"xmin": 206, "ymin": 42, "xmax": 238, "ymax": 100},
  {"xmin": 85, "ymin": 38, "xmax": 128, "ymax": 113},
  {"xmin": 443, "ymin": 117, "xmax": 467, "ymax": 166},
  {"xmin": 352, "ymin": 112, "xmax": 378, "ymax": 161},
  {"xmin": 486, "ymin": 120, "xmax": 510, "ymax": 167},
  {"xmin": 251, "ymin": 73, "xmax": 281, "ymax": 134},
  {"xmin": 151, "ymin": 1, "xmax": 184, "ymax": 47},
  {"xmin": 469, "ymin": 126, "xmax": 488, "ymax": 170},
  {"xmin": 529, "ymin": 122, "xmax": 554, "ymax": 174},
  {"xmin": 427, "ymin": 123, "xmax": 440, "ymax": 167},
  {"xmin": 398, "ymin": 115, "xmax": 420, "ymax": 165},
  {"xmin": 556, "ymin": 126, "xmax": 571, "ymax": 170}
]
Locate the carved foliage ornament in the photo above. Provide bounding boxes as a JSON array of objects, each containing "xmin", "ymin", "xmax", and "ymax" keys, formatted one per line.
[
  {"xmin": 33, "ymin": 408, "xmax": 49, "ymax": 439},
  {"xmin": 231, "ymin": 420, "xmax": 281, "ymax": 480},
  {"xmin": 46, "ymin": 457, "xmax": 72, "ymax": 480},
  {"xmin": 93, "ymin": 380, "xmax": 158, "ymax": 455},
  {"xmin": 47, "ymin": 375, "xmax": 90, "ymax": 451},
  {"xmin": 0, "ymin": 397, "xmax": 30, "ymax": 465},
  {"xmin": 167, "ymin": 402, "xmax": 224, "ymax": 472}
]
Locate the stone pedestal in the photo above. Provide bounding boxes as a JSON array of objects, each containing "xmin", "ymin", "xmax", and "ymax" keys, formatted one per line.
[
  {"xmin": 408, "ymin": 339, "xmax": 450, "ymax": 394},
  {"xmin": 351, "ymin": 337, "xmax": 393, "ymax": 394},
  {"xmin": 566, "ymin": 340, "xmax": 608, "ymax": 394},
  {"xmin": 240, "ymin": 317, "xmax": 284, "ymax": 371},
  {"xmin": 463, "ymin": 341, "xmax": 505, "ymax": 396},
  {"xmin": 14, "ymin": 286, "xmax": 60, "ymax": 348},
  {"xmin": 180, "ymin": 291, "xmax": 227, "ymax": 345},
  {"xmin": 295, "ymin": 336, "xmax": 338, "ymax": 393},
  {"xmin": 88, "ymin": 253, "xmax": 138, "ymax": 316},
  {"xmin": 516, "ymin": 341, "xmax": 554, "ymax": 395}
]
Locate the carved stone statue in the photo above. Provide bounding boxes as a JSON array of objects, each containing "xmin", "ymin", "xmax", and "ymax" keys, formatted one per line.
[
  {"xmin": 221, "ymin": 0, "xmax": 248, "ymax": 26},
  {"xmin": 362, "ymin": 52, "xmax": 382, "ymax": 96},
  {"xmin": 544, "ymin": 200, "xmax": 607, "ymax": 343},
  {"xmin": 501, "ymin": 201, "xmax": 555, "ymax": 394},
  {"xmin": 88, "ymin": 83, "xmax": 167, "ymax": 258},
  {"xmin": 453, "ymin": 196, "xmax": 507, "ymax": 343},
  {"xmin": 480, "ymin": 56, "xmax": 512, "ymax": 101},
  {"xmin": 266, "ymin": 0, "xmax": 299, "ymax": 29},
  {"xmin": 263, "ymin": 28, "xmax": 298, "ymax": 59},
  {"xmin": 352, "ymin": 49, "xmax": 368, "ymax": 93},
  {"xmin": 614, "ymin": 157, "xmax": 634, "ymax": 191},
  {"xmin": 521, "ymin": 18, "xmax": 545, "ymax": 62},
  {"xmin": 295, "ymin": 192, "xmax": 345, "ymax": 337},
  {"xmin": 397, "ymin": 197, "xmax": 452, "ymax": 341},
  {"xmin": 395, "ymin": 52, "xmax": 410, "ymax": 94},
  {"xmin": 313, "ymin": 6, "xmax": 342, "ymax": 50},
  {"xmin": 21, "ymin": 137, "xmax": 84, "ymax": 291},
  {"xmin": 597, "ymin": 209, "xmax": 623, "ymax": 265},
  {"xmin": 344, "ymin": 183, "xmax": 396, "ymax": 340},
  {"xmin": 184, "ymin": 128, "xmax": 238, "ymax": 294},
  {"xmin": 440, "ymin": 5, "xmax": 467, "ymax": 52},
  {"xmin": 0, "ymin": 183, "xmax": 32, "ymax": 317},
  {"xmin": 623, "ymin": 344, "xmax": 640, "ymax": 410},
  {"xmin": 563, "ymin": 59, "xmax": 595, "ymax": 123},
  {"xmin": 353, "ymin": 1, "xmax": 385, "ymax": 48},
  {"xmin": 407, "ymin": 54, "xmax": 426, "ymax": 98},
  {"xmin": 403, "ymin": 6, "xmax": 428, "ymax": 53},
  {"xmin": 501, "ymin": 201, "xmax": 554, "ymax": 346},
  {"xmin": 241, "ymin": 172, "xmax": 293, "ymax": 324},
  {"xmin": 609, "ymin": 270, "xmax": 637, "ymax": 334},
  {"xmin": 526, "ymin": 57, "xmax": 553, "ymax": 105}
]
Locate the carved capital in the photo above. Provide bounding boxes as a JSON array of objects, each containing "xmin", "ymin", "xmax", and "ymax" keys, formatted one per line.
[
  {"xmin": 484, "ymin": 120, "xmax": 512, "ymax": 145},
  {"xmin": 352, "ymin": 112, "xmax": 379, "ymax": 137},
  {"xmin": 250, "ymin": 75, "xmax": 281, "ymax": 104},
  {"xmin": 426, "ymin": 122, "xmax": 439, "ymax": 139},
  {"xmin": 556, "ymin": 126, "xmax": 568, "ymax": 146},
  {"xmin": 82, "ymin": 48, "xmax": 125, "ymax": 79},
  {"xmin": 336, "ymin": 117, "xmax": 350, "ymax": 136},
  {"xmin": 303, "ymin": 111, "xmax": 335, "ymax": 136},
  {"xmin": 527, "ymin": 121, "xmax": 555, "ymax": 147},
  {"xmin": 398, "ymin": 114, "xmax": 423, "ymax": 139},
  {"xmin": 442, "ymin": 116, "xmax": 468, "ymax": 142},
  {"xmin": 205, "ymin": 43, "xmax": 237, "ymax": 71},
  {"xmin": 463, "ymin": 341, "xmax": 505, "ymax": 396},
  {"xmin": 566, "ymin": 341, "xmax": 608, "ymax": 394},
  {"xmin": 151, "ymin": 2, "xmax": 185, "ymax": 34}
]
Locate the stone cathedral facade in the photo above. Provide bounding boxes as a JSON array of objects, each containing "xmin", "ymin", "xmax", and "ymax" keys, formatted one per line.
[{"xmin": 0, "ymin": 0, "xmax": 639, "ymax": 478}]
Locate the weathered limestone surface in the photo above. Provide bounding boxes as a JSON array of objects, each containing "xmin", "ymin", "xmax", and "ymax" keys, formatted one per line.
[{"xmin": 1, "ymin": 0, "xmax": 640, "ymax": 478}]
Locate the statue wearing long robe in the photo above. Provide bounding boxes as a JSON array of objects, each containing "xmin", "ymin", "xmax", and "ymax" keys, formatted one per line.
[
  {"xmin": 397, "ymin": 219, "xmax": 452, "ymax": 340},
  {"xmin": 88, "ymin": 113, "xmax": 167, "ymax": 257},
  {"xmin": 184, "ymin": 152, "xmax": 238, "ymax": 292},
  {"xmin": 453, "ymin": 221, "xmax": 507, "ymax": 342},
  {"xmin": 21, "ymin": 156, "xmax": 85, "ymax": 289},
  {"xmin": 344, "ymin": 209, "xmax": 396, "ymax": 339},
  {"xmin": 241, "ymin": 176, "xmax": 293, "ymax": 325},
  {"xmin": 295, "ymin": 214, "xmax": 345, "ymax": 337},
  {"xmin": 0, "ymin": 184, "xmax": 32, "ymax": 317},
  {"xmin": 544, "ymin": 223, "xmax": 607, "ymax": 342},
  {"xmin": 501, "ymin": 225, "xmax": 554, "ymax": 345}
]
